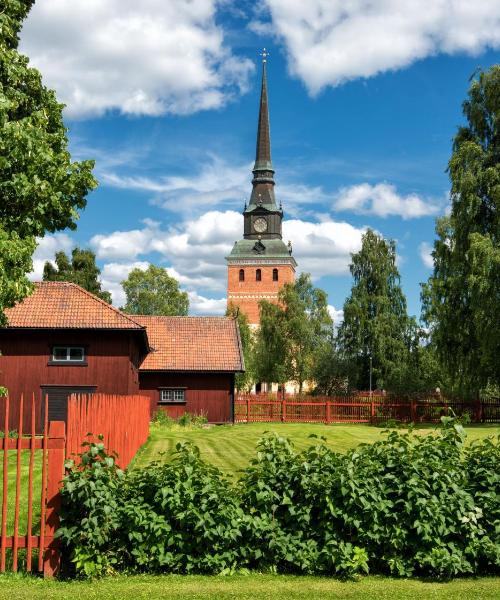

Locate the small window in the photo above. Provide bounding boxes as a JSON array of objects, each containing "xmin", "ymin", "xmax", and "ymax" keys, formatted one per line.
[
  {"xmin": 159, "ymin": 389, "xmax": 185, "ymax": 404},
  {"xmin": 51, "ymin": 346, "xmax": 85, "ymax": 363},
  {"xmin": 239, "ymin": 269, "xmax": 245, "ymax": 282},
  {"xmin": 256, "ymin": 269, "xmax": 262, "ymax": 281},
  {"xmin": 273, "ymin": 268, "xmax": 278, "ymax": 281}
]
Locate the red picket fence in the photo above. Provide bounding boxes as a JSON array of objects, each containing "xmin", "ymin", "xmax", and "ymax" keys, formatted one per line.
[
  {"xmin": 234, "ymin": 393, "xmax": 500, "ymax": 424},
  {"xmin": 66, "ymin": 393, "xmax": 150, "ymax": 469},
  {"xmin": 0, "ymin": 394, "xmax": 65, "ymax": 577}
]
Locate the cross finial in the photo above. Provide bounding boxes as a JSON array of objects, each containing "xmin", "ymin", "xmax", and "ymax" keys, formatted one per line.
[{"xmin": 260, "ymin": 47, "xmax": 269, "ymax": 64}]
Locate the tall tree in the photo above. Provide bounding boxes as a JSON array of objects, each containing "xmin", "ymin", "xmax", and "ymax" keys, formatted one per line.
[
  {"xmin": 422, "ymin": 66, "xmax": 500, "ymax": 397},
  {"xmin": 121, "ymin": 265, "xmax": 189, "ymax": 316},
  {"xmin": 226, "ymin": 304, "xmax": 255, "ymax": 391},
  {"xmin": 255, "ymin": 273, "xmax": 332, "ymax": 393},
  {"xmin": 0, "ymin": 1, "xmax": 96, "ymax": 321},
  {"xmin": 338, "ymin": 229, "xmax": 414, "ymax": 391},
  {"xmin": 43, "ymin": 248, "xmax": 111, "ymax": 303}
]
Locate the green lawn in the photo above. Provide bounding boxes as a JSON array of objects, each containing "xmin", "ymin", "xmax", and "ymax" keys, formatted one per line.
[
  {"xmin": 0, "ymin": 449, "xmax": 43, "ymax": 535},
  {"xmin": 131, "ymin": 422, "xmax": 500, "ymax": 475},
  {"xmin": 0, "ymin": 574, "xmax": 499, "ymax": 600}
]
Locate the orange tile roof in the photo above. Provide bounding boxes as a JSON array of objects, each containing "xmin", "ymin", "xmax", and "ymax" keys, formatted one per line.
[
  {"xmin": 133, "ymin": 315, "xmax": 244, "ymax": 372},
  {"xmin": 4, "ymin": 282, "xmax": 144, "ymax": 330}
]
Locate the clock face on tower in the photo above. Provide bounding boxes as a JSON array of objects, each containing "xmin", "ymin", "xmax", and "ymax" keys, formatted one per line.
[{"xmin": 253, "ymin": 217, "xmax": 268, "ymax": 233}]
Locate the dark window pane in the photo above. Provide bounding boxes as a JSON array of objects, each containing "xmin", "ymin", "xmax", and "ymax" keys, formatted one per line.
[
  {"xmin": 53, "ymin": 347, "xmax": 67, "ymax": 361},
  {"xmin": 69, "ymin": 347, "xmax": 84, "ymax": 361}
]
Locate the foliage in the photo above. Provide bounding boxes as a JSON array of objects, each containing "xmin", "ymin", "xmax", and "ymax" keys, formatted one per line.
[
  {"xmin": 255, "ymin": 273, "xmax": 333, "ymax": 392},
  {"xmin": 121, "ymin": 265, "xmax": 189, "ymax": 316},
  {"xmin": 121, "ymin": 443, "xmax": 243, "ymax": 574},
  {"xmin": 57, "ymin": 438, "xmax": 125, "ymax": 578},
  {"xmin": 311, "ymin": 324, "xmax": 347, "ymax": 395},
  {"xmin": 338, "ymin": 230, "xmax": 422, "ymax": 392},
  {"xmin": 0, "ymin": 226, "xmax": 34, "ymax": 325},
  {"xmin": 60, "ymin": 420, "xmax": 500, "ymax": 579},
  {"xmin": 227, "ymin": 303, "xmax": 255, "ymax": 391},
  {"xmin": 152, "ymin": 411, "xmax": 208, "ymax": 429},
  {"xmin": 43, "ymin": 248, "xmax": 111, "ymax": 303},
  {"xmin": 422, "ymin": 66, "xmax": 500, "ymax": 397},
  {"xmin": 0, "ymin": 0, "xmax": 96, "ymax": 321}
]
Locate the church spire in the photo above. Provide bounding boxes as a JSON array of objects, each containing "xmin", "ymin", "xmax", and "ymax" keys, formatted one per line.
[
  {"xmin": 249, "ymin": 48, "xmax": 278, "ymax": 209},
  {"xmin": 254, "ymin": 48, "xmax": 273, "ymax": 174}
]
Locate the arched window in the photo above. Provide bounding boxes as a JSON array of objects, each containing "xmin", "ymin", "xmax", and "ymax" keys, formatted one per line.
[
  {"xmin": 239, "ymin": 269, "xmax": 245, "ymax": 282},
  {"xmin": 256, "ymin": 269, "xmax": 262, "ymax": 281},
  {"xmin": 273, "ymin": 268, "xmax": 278, "ymax": 281}
]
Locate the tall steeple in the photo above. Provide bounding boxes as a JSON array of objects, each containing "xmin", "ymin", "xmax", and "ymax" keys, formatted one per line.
[
  {"xmin": 253, "ymin": 48, "xmax": 274, "ymax": 178},
  {"xmin": 226, "ymin": 48, "xmax": 297, "ymax": 326},
  {"xmin": 245, "ymin": 48, "xmax": 281, "ymax": 232}
]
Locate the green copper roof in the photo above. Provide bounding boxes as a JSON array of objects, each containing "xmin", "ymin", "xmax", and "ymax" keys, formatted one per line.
[{"xmin": 227, "ymin": 238, "xmax": 293, "ymax": 259}]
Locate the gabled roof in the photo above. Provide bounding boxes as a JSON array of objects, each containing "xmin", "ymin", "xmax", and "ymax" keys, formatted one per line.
[
  {"xmin": 133, "ymin": 315, "xmax": 244, "ymax": 372},
  {"xmin": 3, "ymin": 282, "xmax": 144, "ymax": 330}
]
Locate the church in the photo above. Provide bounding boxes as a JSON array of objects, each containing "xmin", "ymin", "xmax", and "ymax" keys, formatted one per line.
[{"xmin": 226, "ymin": 51, "xmax": 297, "ymax": 327}]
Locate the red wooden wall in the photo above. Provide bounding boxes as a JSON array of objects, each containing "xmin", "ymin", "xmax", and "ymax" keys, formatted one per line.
[
  {"xmin": 0, "ymin": 330, "xmax": 142, "ymax": 430},
  {"xmin": 139, "ymin": 372, "xmax": 234, "ymax": 423}
]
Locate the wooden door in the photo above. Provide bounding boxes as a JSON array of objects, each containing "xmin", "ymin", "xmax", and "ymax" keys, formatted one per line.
[{"xmin": 41, "ymin": 386, "xmax": 96, "ymax": 423}]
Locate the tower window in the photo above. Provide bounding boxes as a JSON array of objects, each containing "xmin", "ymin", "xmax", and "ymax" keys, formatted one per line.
[
  {"xmin": 239, "ymin": 269, "xmax": 245, "ymax": 282},
  {"xmin": 273, "ymin": 268, "xmax": 278, "ymax": 281},
  {"xmin": 256, "ymin": 269, "xmax": 262, "ymax": 281}
]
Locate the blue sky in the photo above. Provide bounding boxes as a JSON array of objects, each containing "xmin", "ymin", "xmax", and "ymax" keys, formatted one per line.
[{"xmin": 20, "ymin": 1, "xmax": 500, "ymax": 319}]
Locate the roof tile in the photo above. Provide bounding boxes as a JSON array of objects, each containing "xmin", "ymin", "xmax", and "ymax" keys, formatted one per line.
[
  {"xmin": 133, "ymin": 315, "xmax": 244, "ymax": 372},
  {"xmin": 4, "ymin": 282, "xmax": 143, "ymax": 330}
]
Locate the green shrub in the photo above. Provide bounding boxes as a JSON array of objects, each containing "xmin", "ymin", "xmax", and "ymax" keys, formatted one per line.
[
  {"xmin": 58, "ymin": 419, "xmax": 500, "ymax": 579},
  {"xmin": 120, "ymin": 442, "xmax": 243, "ymax": 574},
  {"xmin": 152, "ymin": 410, "xmax": 175, "ymax": 428},
  {"xmin": 56, "ymin": 437, "xmax": 125, "ymax": 577}
]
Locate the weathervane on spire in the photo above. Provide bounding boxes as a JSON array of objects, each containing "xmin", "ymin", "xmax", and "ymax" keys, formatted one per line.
[{"xmin": 260, "ymin": 47, "xmax": 269, "ymax": 64}]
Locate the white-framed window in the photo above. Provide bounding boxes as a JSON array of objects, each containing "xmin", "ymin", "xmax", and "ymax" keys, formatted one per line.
[
  {"xmin": 51, "ymin": 346, "xmax": 85, "ymax": 362},
  {"xmin": 159, "ymin": 389, "xmax": 185, "ymax": 403}
]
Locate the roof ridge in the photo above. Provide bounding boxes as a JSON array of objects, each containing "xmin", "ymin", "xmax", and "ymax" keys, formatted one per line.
[
  {"xmin": 34, "ymin": 281, "xmax": 144, "ymax": 330},
  {"xmin": 130, "ymin": 314, "xmax": 232, "ymax": 320}
]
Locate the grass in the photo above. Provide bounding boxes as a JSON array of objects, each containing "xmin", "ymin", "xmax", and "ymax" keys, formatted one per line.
[
  {"xmin": 0, "ymin": 449, "xmax": 43, "ymax": 535},
  {"xmin": 0, "ymin": 574, "xmax": 499, "ymax": 600},
  {"xmin": 131, "ymin": 422, "xmax": 500, "ymax": 475}
]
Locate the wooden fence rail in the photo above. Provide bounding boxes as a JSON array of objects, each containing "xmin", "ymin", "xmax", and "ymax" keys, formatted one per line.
[
  {"xmin": 66, "ymin": 393, "xmax": 150, "ymax": 469},
  {"xmin": 235, "ymin": 393, "xmax": 500, "ymax": 424},
  {"xmin": 0, "ymin": 395, "xmax": 65, "ymax": 577}
]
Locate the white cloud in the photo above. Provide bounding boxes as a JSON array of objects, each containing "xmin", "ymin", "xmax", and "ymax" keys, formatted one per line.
[
  {"xmin": 334, "ymin": 183, "xmax": 441, "ymax": 219},
  {"xmin": 419, "ymin": 242, "xmax": 435, "ymax": 269},
  {"xmin": 259, "ymin": 0, "xmax": 500, "ymax": 93},
  {"xmin": 29, "ymin": 233, "xmax": 74, "ymax": 280},
  {"xmin": 283, "ymin": 219, "xmax": 365, "ymax": 277},
  {"xmin": 188, "ymin": 291, "xmax": 227, "ymax": 315},
  {"xmin": 328, "ymin": 305, "xmax": 344, "ymax": 326},
  {"xmin": 20, "ymin": 0, "xmax": 253, "ymax": 118},
  {"xmin": 91, "ymin": 211, "xmax": 366, "ymax": 314}
]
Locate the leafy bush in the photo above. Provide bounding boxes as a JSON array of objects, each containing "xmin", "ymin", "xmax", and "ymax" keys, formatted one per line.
[
  {"xmin": 57, "ymin": 437, "xmax": 125, "ymax": 577},
  {"xmin": 177, "ymin": 411, "xmax": 208, "ymax": 427},
  {"xmin": 59, "ymin": 419, "xmax": 500, "ymax": 579},
  {"xmin": 151, "ymin": 410, "xmax": 175, "ymax": 428},
  {"xmin": 120, "ymin": 442, "xmax": 243, "ymax": 573}
]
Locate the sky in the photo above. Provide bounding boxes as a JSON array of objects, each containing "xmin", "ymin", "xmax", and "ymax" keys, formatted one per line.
[{"xmin": 19, "ymin": 0, "xmax": 500, "ymax": 321}]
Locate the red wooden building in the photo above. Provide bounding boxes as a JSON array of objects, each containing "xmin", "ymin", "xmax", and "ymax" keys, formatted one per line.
[{"xmin": 0, "ymin": 282, "xmax": 244, "ymax": 429}]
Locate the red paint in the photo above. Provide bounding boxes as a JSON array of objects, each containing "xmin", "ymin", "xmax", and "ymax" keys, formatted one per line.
[
  {"xmin": 140, "ymin": 372, "xmax": 233, "ymax": 423},
  {"xmin": 0, "ymin": 330, "xmax": 143, "ymax": 431},
  {"xmin": 235, "ymin": 394, "xmax": 500, "ymax": 424},
  {"xmin": 66, "ymin": 393, "xmax": 150, "ymax": 469},
  {"xmin": 0, "ymin": 395, "xmax": 66, "ymax": 576}
]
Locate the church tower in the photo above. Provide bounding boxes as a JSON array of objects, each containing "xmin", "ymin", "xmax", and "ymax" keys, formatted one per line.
[{"xmin": 226, "ymin": 50, "xmax": 297, "ymax": 325}]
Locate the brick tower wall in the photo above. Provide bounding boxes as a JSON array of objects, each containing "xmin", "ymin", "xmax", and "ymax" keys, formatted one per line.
[{"xmin": 227, "ymin": 263, "xmax": 295, "ymax": 325}]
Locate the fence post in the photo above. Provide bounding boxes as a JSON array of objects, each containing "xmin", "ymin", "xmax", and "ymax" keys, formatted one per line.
[
  {"xmin": 370, "ymin": 400, "xmax": 375, "ymax": 421},
  {"xmin": 475, "ymin": 396, "xmax": 483, "ymax": 423},
  {"xmin": 410, "ymin": 399, "xmax": 416, "ymax": 423},
  {"xmin": 282, "ymin": 396, "xmax": 287, "ymax": 423},
  {"xmin": 43, "ymin": 421, "xmax": 65, "ymax": 578},
  {"xmin": 246, "ymin": 397, "xmax": 250, "ymax": 423},
  {"xmin": 326, "ymin": 401, "xmax": 330, "ymax": 424}
]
